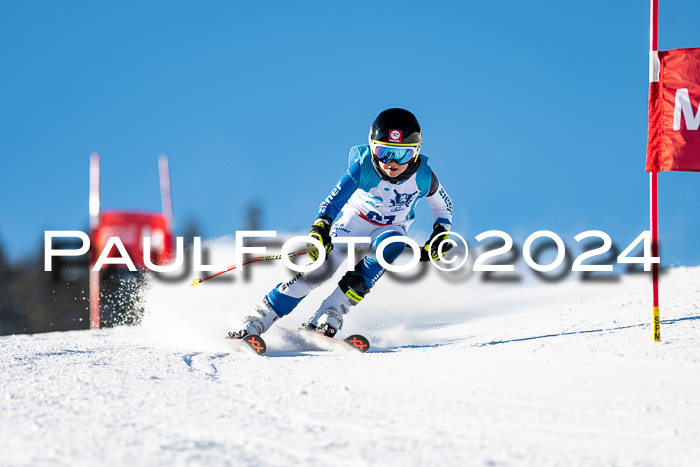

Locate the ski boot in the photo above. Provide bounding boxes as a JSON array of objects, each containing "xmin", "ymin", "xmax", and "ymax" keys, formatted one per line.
[
  {"xmin": 303, "ymin": 286, "xmax": 356, "ymax": 338},
  {"xmin": 300, "ymin": 321, "xmax": 318, "ymax": 332},
  {"xmin": 300, "ymin": 321, "xmax": 337, "ymax": 337},
  {"xmin": 316, "ymin": 322, "xmax": 338, "ymax": 338},
  {"xmin": 229, "ymin": 298, "xmax": 279, "ymax": 338}
]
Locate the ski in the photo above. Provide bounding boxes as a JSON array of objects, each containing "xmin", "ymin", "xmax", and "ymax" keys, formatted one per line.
[
  {"xmin": 281, "ymin": 327, "xmax": 370, "ymax": 353},
  {"xmin": 343, "ymin": 334, "xmax": 371, "ymax": 353},
  {"xmin": 225, "ymin": 334, "xmax": 267, "ymax": 356}
]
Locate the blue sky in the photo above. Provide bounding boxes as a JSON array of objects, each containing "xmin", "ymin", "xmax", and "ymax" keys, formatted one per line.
[{"xmin": 1, "ymin": 0, "xmax": 700, "ymax": 267}]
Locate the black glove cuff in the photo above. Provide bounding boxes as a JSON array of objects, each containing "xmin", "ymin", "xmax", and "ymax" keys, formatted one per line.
[
  {"xmin": 314, "ymin": 215, "xmax": 333, "ymax": 228},
  {"xmin": 310, "ymin": 216, "xmax": 333, "ymax": 244},
  {"xmin": 429, "ymin": 223, "xmax": 449, "ymax": 240}
]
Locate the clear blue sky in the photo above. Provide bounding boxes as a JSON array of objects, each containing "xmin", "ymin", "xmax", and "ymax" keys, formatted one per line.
[{"xmin": 1, "ymin": 0, "xmax": 700, "ymax": 267}]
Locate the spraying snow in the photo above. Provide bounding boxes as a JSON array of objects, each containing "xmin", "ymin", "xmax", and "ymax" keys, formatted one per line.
[{"xmin": 2, "ymin": 237, "xmax": 700, "ymax": 466}]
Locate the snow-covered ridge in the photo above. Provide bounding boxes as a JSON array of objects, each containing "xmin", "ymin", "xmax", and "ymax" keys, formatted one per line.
[{"xmin": 2, "ymin": 237, "xmax": 699, "ymax": 466}]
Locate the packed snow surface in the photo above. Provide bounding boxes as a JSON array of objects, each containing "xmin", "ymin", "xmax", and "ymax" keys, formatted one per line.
[{"xmin": 2, "ymin": 241, "xmax": 700, "ymax": 466}]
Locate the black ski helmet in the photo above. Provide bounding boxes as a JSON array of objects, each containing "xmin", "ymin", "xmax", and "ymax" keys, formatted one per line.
[{"xmin": 369, "ymin": 108, "xmax": 422, "ymax": 145}]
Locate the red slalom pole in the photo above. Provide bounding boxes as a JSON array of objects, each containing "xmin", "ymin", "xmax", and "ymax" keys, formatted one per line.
[
  {"xmin": 191, "ymin": 249, "xmax": 308, "ymax": 287},
  {"xmin": 649, "ymin": 0, "xmax": 661, "ymax": 342},
  {"xmin": 650, "ymin": 173, "xmax": 660, "ymax": 341}
]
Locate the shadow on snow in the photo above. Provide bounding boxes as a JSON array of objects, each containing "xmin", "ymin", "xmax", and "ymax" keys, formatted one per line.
[{"xmin": 474, "ymin": 315, "xmax": 700, "ymax": 347}]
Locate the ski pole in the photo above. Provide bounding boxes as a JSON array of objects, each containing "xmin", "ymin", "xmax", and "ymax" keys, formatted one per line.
[{"xmin": 191, "ymin": 249, "xmax": 308, "ymax": 287}]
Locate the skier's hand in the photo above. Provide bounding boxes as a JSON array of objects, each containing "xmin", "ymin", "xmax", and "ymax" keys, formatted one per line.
[
  {"xmin": 420, "ymin": 224, "xmax": 452, "ymax": 262},
  {"xmin": 307, "ymin": 216, "xmax": 333, "ymax": 261}
]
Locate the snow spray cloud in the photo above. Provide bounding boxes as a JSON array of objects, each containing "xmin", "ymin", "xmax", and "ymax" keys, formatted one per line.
[{"xmin": 44, "ymin": 229, "xmax": 660, "ymax": 283}]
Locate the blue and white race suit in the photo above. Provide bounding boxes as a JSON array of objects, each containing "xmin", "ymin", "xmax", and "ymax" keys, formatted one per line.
[{"xmin": 265, "ymin": 144, "xmax": 453, "ymax": 317}]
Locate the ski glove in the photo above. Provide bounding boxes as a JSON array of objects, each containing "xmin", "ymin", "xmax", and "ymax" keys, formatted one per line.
[
  {"xmin": 420, "ymin": 224, "xmax": 452, "ymax": 262},
  {"xmin": 307, "ymin": 216, "xmax": 333, "ymax": 261}
]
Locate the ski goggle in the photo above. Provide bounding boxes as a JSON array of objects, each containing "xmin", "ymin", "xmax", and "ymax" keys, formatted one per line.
[{"xmin": 370, "ymin": 140, "xmax": 421, "ymax": 165}]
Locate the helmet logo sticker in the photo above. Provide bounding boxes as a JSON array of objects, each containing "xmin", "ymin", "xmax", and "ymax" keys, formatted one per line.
[{"xmin": 389, "ymin": 129, "xmax": 402, "ymax": 143}]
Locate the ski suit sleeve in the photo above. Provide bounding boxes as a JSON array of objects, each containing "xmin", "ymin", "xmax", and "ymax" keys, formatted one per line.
[
  {"xmin": 316, "ymin": 160, "xmax": 361, "ymax": 222},
  {"xmin": 426, "ymin": 171, "xmax": 453, "ymax": 229}
]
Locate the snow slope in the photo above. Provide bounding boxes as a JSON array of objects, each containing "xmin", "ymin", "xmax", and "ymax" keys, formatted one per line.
[{"xmin": 2, "ymin": 241, "xmax": 700, "ymax": 466}]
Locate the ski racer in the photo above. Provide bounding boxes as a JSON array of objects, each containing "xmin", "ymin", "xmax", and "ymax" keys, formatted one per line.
[{"xmin": 229, "ymin": 108, "xmax": 454, "ymax": 339}]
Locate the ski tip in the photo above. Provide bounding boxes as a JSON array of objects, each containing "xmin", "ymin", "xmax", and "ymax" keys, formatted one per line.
[
  {"xmin": 344, "ymin": 334, "xmax": 370, "ymax": 353},
  {"xmin": 244, "ymin": 334, "xmax": 267, "ymax": 355},
  {"xmin": 225, "ymin": 333, "xmax": 267, "ymax": 356}
]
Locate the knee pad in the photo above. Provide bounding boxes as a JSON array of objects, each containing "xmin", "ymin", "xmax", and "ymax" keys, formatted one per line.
[{"xmin": 338, "ymin": 262, "xmax": 371, "ymax": 303}]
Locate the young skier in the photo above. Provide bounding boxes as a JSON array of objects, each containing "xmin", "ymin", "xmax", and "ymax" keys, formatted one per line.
[{"xmin": 229, "ymin": 108, "xmax": 453, "ymax": 339}]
